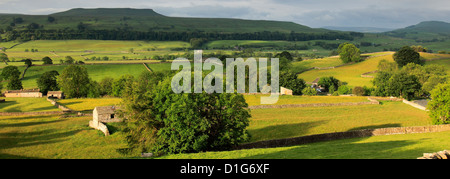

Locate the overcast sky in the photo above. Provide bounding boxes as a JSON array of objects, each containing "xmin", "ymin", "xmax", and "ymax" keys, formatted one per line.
[{"xmin": 0, "ymin": 0, "xmax": 449, "ymax": 28}]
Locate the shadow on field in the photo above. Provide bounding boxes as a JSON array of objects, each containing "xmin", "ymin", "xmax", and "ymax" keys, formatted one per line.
[
  {"xmin": 241, "ymin": 138, "xmax": 421, "ymax": 159},
  {"xmin": 347, "ymin": 123, "xmax": 402, "ymax": 131},
  {"xmin": 247, "ymin": 121, "xmax": 325, "ymax": 142}
]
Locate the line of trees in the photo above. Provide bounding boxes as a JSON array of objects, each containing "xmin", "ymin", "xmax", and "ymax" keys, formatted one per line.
[{"xmin": 1, "ymin": 29, "xmax": 358, "ymax": 42}]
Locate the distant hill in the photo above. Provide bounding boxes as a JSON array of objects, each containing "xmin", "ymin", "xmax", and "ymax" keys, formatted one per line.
[
  {"xmin": 384, "ymin": 21, "xmax": 450, "ymax": 40},
  {"xmin": 322, "ymin": 26, "xmax": 394, "ymax": 33},
  {"xmin": 0, "ymin": 8, "xmax": 326, "ymax": 33}
]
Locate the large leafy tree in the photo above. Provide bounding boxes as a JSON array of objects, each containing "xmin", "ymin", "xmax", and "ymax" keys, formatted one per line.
[
  {"xmin": 1, "ymin": 65, "xmax": 21, "ymax": 80},
  {"xmin": 393, "ymin": 46, "xmax": 422, "ymax": 67},
  {"xmin": 428, "ymin": 83, "xmax": 450, "ymax": 125},
  {"xmin": 37, "ymin": 70, "xmax": 59, "ymax": 95},
  {"xmin": 318, "ymin": 76, "xmax": 340, "ymax": 92},
  {"xmin": 339, "ymin": 43, "xmax": 361, "ymax": 63},
  {"xmin": 387, "ymin": 71, "xmax": 422, "ymax": 100},
  {"xmin": 119, "ymin": 72, "xmax": 251, "ymax": 155},
  {"xmin": 57, "ymin": 65, "xmax": 91, "ymax": 98}
]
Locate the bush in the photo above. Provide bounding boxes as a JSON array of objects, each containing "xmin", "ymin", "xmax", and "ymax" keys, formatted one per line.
[
  {"xmin": 338, "ymin": 85, "xmax": 351, "ymax": 95},
  {"xmin": 302, "ymin": 87, "xmax": 317, "ymax": 96},
  {"xmin": 393, "ymin": 46, "xmax": 422, "ymax": 67},
  {"xmin": 332, "ymin": 91, "xmax": 339, "ymax": 96},
  {"xmin": 428, "ymin": 83, "xmax": 450, "ymax": 125},
  {"xmin": 352, "ymin": 86, "xmax": 365, "ymax": 96}
]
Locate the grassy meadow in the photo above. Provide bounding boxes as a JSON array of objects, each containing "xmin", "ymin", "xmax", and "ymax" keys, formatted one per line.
[
  {"xmin": 57, "ymin": 98, "xmax": 122, "ymax": 112},
  {"xmin": 0, "ymin": 97, "xmax": 60, "ymax": 112}
]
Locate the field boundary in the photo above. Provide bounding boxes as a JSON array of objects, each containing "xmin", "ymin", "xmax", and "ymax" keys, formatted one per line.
[
  {"xmin": 235, "ymin": 124, "xmax": 450, "ymax": 150},
  {"xmin": 0, "ymin": 111, "xmax": 64, "ymax": 116},
  {"xmin": 248, "ymin": 97, "xmax": 380, "ymax": 109}
]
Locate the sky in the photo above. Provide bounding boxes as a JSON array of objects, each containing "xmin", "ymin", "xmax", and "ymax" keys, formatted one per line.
[{"xmin": 0, "ymin": 0, "xmax": 449, "ymax": 28}]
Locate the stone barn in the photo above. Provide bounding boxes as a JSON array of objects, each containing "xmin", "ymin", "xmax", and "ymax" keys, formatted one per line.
[
  {"xmin": 47, "ymin": 91, "xmax": 65, "ymax": 99},
  {"xmin": 93, "ymin": 106, "xmax": 122, "ymax": 123},
  {"xmin": 4, "ymin": 89, "xmax": 43, "ymax": 98},
  {"xmin": 280, "ymin": 87, "xmax": 293, "ymax": 95}
]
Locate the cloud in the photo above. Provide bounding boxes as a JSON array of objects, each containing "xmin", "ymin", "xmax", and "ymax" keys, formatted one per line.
[{"xmin": 0, "ymin": 0, "xmax": 448, "ymax": 28}]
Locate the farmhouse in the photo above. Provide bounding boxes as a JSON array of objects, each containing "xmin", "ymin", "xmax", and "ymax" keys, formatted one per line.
[
  {"xmin": 93, "ymin": 106, "xmax": 122, "ymax": 123},
  {"xmin": 4, "ymin": 89, "xmax": 43, "ymax": 98},
  {"xmin": 47, "ymin": 91, "xmax": 65, "ymax": 99}
]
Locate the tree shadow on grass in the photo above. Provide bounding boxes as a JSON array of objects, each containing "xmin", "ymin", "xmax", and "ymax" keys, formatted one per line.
[
  {"xmin": 0, "ymin": 129, "xmax": 82, "ymax": 159},
  {"xmin": 247, "ymin": 121, "xmax": 326, "ymax": 143},
  {"xmin": 347, "ymin": 123, "xmax": 402, "ymax": 131},
  {"xmin": 241, "ymin": 138, "xmax": 421, "ymax": 159}
]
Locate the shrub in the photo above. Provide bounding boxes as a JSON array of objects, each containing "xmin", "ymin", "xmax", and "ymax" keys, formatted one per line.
[
  {"xmin": 352, "ymin": 86, "xmax": 365, "ymax": 96},
  {"xmin": 428, "ymin": 83, "xmax": 450, "ymax": 125},
  {"xmin": 302, "ymin": 87, "xmax": 317, "ymax": 96},
  {"xmin": 338, "ymin": 85, "xmax": 351, "ymax": 95},
  {"xmin": 393, "ymin": 46, "xmax": 422, "ymax": 67}
]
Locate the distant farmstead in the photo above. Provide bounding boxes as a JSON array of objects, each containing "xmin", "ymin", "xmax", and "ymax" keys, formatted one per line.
[
  {"xmin": 4, "ymin": 89, "xmax": 43, "ymax": 98},
  {"xmin": 47, "ymin": 91, "xmax": 65, "ymax": 99}
]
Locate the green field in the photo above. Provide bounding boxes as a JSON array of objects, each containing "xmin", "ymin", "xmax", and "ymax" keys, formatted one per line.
[
  {"xmin": 158, "ymin": 131, "xmax": 450, "ymax": 159},
  {"xmin": 248, "ymin": 101, "xmax": 430, "ymax": 142},
  {"xmin": 0, "ymin": 97, "xmax": 60, "ymax": 112},
  {"xmin": 57, "ymin": 98, "xmax": 122, "ymax": 112},
  {"xmin": 244, "ymin": 95, "xmax": 370, "ymax": 106}
]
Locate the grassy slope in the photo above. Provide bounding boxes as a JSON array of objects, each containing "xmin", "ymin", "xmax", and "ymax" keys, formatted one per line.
[
  {"xmin": 248, "ymin": 101, "xmax": 430, "ymax": 142},
  {"xmin": 0, "ymin": 97, "xmax": 60, "ymax": 112},
  {"xmin": 159, "ymin": 131, "xmax": 450, "ymax": 159}
]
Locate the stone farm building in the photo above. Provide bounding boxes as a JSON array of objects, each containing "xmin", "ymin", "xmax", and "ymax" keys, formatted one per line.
[
  {"xmin": 47, "ymin": 91, "xmax": 65, "ymax": 99},
  {"xmin": 93, "ymin": 106, "xmax": 122, "ymax": 123},
  {"xmin": 4, "ymin": 89, "xmax": 43, "ymax": 98}
]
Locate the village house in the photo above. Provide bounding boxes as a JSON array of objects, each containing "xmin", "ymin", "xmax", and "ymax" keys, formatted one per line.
[
  {"xmin": 4, "ymin": 89, "xmax": 43, "ymax": 98},
  {"xmin": 47, "ymin": 91, "xmax": 65, "ymax": 99}
]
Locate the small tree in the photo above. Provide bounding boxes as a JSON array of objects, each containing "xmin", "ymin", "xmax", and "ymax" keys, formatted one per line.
[
  {"xmin": 24, "ymin": 58, "xmax": 32, "ymax": 67},
  {"xmin": 387, "ymin": 71, "xmax": 422, "ymax": 100},
  {"xmin": 279, "ymin": 71, "xmax": 306, "ymax": 95},
  {"xmin": 7, "ymin": 75, "xmax": 23, "ymax": 90},
  {"xmin": 352, "ymin": 86, "xmax": 365, "ymax": 96},
  {"xmin": 393, "ymin": 46, "xmax": 422, "ymax": 67},
  {"xmin": 0, "ymin": 53, "xmax": 9, "ymax": 65},
  {"xmin": 428, "ymin": 83, "xmax": 450, "ymax": 125},
  {"xmin": 1, "ymin": 65, "xmax": 21, "ymax": 80},
  {"xmin": 338, "ymin": 85, "xmax": 351, "ymax": 95},
  {"xmin": 42, "ymin": 56, "xmax": 53, "ymax": 65},
  {"xmin": 339, "ymin": 43, "xmax": 361, "ymax": 63},
  {"xmin": 318, "ymin": 76, "xmax": 340, "ymax": 92},
  {"xmin": 37, "ymin": 70, "xmax": 59, "ymax": 95},
  {"xmin": 302, "ymin": 87, "xmax": 317, "ymax": 96}
]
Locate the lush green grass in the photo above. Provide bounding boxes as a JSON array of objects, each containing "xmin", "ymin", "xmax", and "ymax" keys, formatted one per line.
[
  {"xmin": 0, "ymin": 115, "xmax": 130, "ymax": 159},
  {"xmin": 57, "ymin": 98, "xmax": 122, "ymax": 112},
  {"xmin": 1, "ymin": 63, "xmax": 148, "ymax": 89},
  {"xmin": 244, "ymin": 95, "xmax": 369, "ymax": 106},
  {"xmin": 248, "ymin": 101, "xmax": 430, "ymax": 142},
  {"xmin": 0, "ymin": 97, "xmax": 60, "ymax": 112},
  {"xmin": 158, "ymin": 131, "xmax": 450, "ymax": 159}
]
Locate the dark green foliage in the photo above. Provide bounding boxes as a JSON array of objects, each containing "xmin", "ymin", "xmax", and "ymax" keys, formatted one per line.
[
  {"xmin": 1, "ymin": 65, "xmax": 21, "ymax": 80},
  {"xmin": 279, "ymin": 71, "xmax": 306, "ymax": 95},
  {"xmin": 275, "ymin": 51, "xmax": 293, "ymax": 61},
  {"xmin": 7, "ymin": 75, "xmax": 23, "ymax": 90},
  {"xmin": 318, "ymin": 76, "xmax": 340, "ymax": 92},
  {"xmin": 119, "ymin": 72, "xmax": 251, "ymax": 155},
  {"xmin": 428, "ymin": 83, "xmax": 450, "ymax": 125},
  {"xmin": 36, "ymin": 70, "xmax": 59, "ymax": 95},
  {"xmin": 42, "ymin": 56, "xmax": 53, "ymax": 65},
  {"xmin": 352, "ymin": 86, "xmax": 365, "ymax": 96},
  {"xmin": 387, "ymin": 71, "xmax": 422, "ymax": 100},
  {"xmin": 0, "ymin": 53, "xmax": 9, "ymax": 65},
  {"xmin": 24, "ymin": 58, "xmax": 32, "ymax": 67},
  {"xmin": 57, "ymin": 65, "xmax": 91, "ymax": 98},
  {"xmin": 98, "ymin": 77, "xmax": 114, "ymax": 96},
  {"xmin": 111, "ymin": 75, "xmax": 135, "ymax": 97},
  {"xmin": 302, "ymin": 87, "xmax": 317, "ymax": 96},
  {"xmin": 393, "ymin": 46, "xmax": 422, "ymax": 67}
]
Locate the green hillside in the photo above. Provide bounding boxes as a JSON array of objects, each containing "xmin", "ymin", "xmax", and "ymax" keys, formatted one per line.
[
  {"xmin": 0, "ymin": 8, "xmax": 324, "ymax": 33},
  {"xmin": 384, "ymin": 21, "xmax": 450, "ymax": 40}
]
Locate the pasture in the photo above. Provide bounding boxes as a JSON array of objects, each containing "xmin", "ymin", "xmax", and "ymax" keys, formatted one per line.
[
  {"xmin": 57, "ymin": 98, "xmax": 122, "ymax": 112},
  {"xmin": 0, "ymin": 97, "xmax": 60, "ymax": 112}
]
